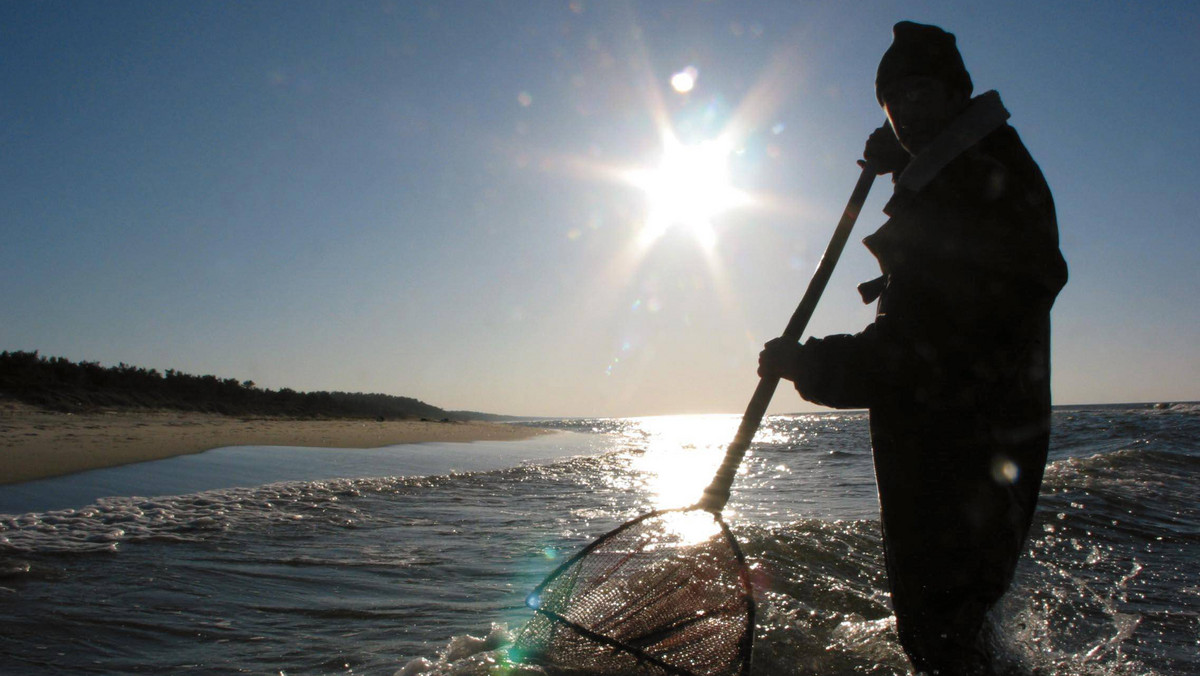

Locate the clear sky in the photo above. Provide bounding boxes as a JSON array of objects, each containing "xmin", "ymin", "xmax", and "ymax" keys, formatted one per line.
[{"xmin": 2, "ymin": 1, "xmax": 1197, "ymax": 417}]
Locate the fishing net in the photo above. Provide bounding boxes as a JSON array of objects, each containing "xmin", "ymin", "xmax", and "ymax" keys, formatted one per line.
[{"xmin": 514, "ymin": 509, "xmax": 754, "ymax": 676}]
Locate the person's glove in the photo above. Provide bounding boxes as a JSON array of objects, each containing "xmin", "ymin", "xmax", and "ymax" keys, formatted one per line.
[
  {"xmin": 859, "ymin": 122, "xmax": 910, "ymax": 176},
  {"xmin": 758, "ymin": 337, "xmax": 805, "ymax": 382},
  {"xmin": 759, "ymin": 336, "xmax": 832, "ymax": 404}
]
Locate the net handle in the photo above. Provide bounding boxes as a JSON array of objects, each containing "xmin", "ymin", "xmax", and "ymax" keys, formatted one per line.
[{"xmin": 699, "ymin": 162, "xmax": 877, "ymax": 513}]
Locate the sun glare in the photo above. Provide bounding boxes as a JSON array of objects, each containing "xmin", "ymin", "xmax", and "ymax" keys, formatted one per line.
[{"xmin": 629, "ymin": 135, "xmax": 746, "ymax": 252}]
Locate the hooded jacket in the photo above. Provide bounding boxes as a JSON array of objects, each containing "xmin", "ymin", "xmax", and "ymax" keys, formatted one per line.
[{"xmin": 796, "ymin": 91, "xmax": 1066, "ymax": 436}]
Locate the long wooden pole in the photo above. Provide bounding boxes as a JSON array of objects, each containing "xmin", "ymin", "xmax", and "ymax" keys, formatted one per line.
[{"xmin": 699, "ymin": 163, "xmax": 877, "ymax": 513}]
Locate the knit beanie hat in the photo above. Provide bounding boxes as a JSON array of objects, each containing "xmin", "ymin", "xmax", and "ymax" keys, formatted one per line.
[{"xmin": 875, "ymin": 21, "xmax": 973, "ymax": 105}]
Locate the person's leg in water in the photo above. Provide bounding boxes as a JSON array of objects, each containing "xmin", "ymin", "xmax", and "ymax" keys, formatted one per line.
[{"xmin": 874, "ymin": 424, "xmax": 1043, "ymax": 674}]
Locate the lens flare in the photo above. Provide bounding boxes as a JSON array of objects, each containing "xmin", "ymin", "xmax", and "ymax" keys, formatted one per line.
[
  {"xmin": 670, "ymin": 66, "xmax": 698, "ymax": 93},
  {"xmin": 991, "ymin": 455, "xmax": 1020, "ymax": 485}
]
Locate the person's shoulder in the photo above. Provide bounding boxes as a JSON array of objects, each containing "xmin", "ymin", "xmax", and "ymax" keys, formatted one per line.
[
  {"xmin": 935, "ymin": 139, "xmax": 1011, "ymax": 204},
  {"xmin": 977, "ymin": 122, "xmax": 1048, "ymax": 177},
  {"xmin": 946, "ymin": 124, "xmax": 1049, "ymax": 204}
]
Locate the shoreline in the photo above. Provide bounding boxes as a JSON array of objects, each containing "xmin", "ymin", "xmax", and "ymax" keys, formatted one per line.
[{"xmin": 0, "ymin": 403, "xmax": 549, "ymax": 485}]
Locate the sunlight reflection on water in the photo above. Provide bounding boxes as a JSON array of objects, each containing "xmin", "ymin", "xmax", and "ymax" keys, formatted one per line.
[
  {"xmin": 625, "ymin": 414, "xmax": 740, "ymax": 510},
  {"xmin": 653, "ymin": 508, "xmax": 724, "ymax": 547}
]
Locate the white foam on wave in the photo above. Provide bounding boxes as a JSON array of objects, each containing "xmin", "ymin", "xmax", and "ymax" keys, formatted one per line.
[
  {"xmin": 394, "ymin": 624, "xmax": 551, "ymax": 676},
  {"xmin": 0, "ymin": 453, "xmax": 616, "ymax": 557},
  {"xmin": 1148, "ymin": 402, "xmax": 1200, "ymax": 414},
  {"xmin": 998, "ymin": 557, "xmax": 1152, "ymax": 676},
  {"xmin": 0, "ymin": 475, "xmax": 431, "ymax": 555}
]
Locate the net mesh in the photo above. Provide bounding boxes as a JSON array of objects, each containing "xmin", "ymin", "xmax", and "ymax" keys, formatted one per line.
[{"xmin": 514, "ymin": 510, "xmax": 753, "ymax": 676}]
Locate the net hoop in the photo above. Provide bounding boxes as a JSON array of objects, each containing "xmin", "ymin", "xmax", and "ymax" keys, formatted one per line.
[{"xmin": 522, "ymin": 508, "xmax": 755, "ymax": 676}]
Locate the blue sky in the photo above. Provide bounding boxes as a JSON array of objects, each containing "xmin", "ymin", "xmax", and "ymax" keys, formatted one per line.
[{"xmin": 2, "ymin": 1, "xmax": 1197, "ymax": 417}]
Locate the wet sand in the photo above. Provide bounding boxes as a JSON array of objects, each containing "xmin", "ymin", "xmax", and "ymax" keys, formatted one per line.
[{"xmin": 0, "ymin": 402, "xmax": 547, "ymax": 485}]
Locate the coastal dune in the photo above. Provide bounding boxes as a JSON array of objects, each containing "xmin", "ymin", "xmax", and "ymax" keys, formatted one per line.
[{"xmin": 0, "ymin": 402, "xmax": 547, "ymax": 485}]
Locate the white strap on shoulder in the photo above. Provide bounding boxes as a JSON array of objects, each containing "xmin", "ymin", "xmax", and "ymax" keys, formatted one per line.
[{"xmin": 894, "ymin": 90, "xmax": 1011, "ymax": 194}]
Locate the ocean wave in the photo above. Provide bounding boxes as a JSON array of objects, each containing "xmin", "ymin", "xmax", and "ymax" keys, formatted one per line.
[
  {"xmin": 1146, "ymin": 402, "xmax": 1200, "ymax": 415},
  {"xmin": 0, "ymin": 471, "xmax": 510, "ymax": 557},
  {"xmin": 1042, "ymin": 446, "xmax": 1199, "ymax": 540},
  {"xmin": 0, "ymin": 481, "xmax": 362, "ymax": 555},
  {"xmin": 0, "ymin": 449, "xmax": 632, "ymax": 558},
  {"xmin": 1026, "ymin": 443, "xmax": 1199, "ymax": 674},
  {"xmin": 398, "ymin": 512, "xmax": 1169, "ymax": 676}
]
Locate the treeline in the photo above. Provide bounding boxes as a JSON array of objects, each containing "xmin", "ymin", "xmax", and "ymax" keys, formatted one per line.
[{"xmin": 0, "ymin": 350, "xmax": 458, "ymax": 420}]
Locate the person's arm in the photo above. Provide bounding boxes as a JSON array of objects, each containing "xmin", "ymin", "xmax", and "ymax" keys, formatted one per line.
[{"xmin": 759, "ymin": 326, "xmax": 891, "ymax": 410}]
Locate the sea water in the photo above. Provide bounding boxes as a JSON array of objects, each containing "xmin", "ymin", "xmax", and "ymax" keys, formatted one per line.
[{"xmin": 0, "ymin": 404, "xmax": 1196, "ymax": 675}]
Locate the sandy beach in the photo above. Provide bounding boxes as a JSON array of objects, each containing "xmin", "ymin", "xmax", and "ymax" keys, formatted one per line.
[{"xmin": 0, "ymin": 401, "xmax": 548, "ymax": 485}]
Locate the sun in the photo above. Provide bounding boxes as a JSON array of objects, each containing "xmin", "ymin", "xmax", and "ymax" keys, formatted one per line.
[{"xmin": 628, "ymin": 135, "xmax": 746, "ymax": 252}]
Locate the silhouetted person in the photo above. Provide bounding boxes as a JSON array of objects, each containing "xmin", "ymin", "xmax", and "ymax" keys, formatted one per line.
[{"xmin": 759, "ymin": 21, "xmax": 1067, "ymax": 675}]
